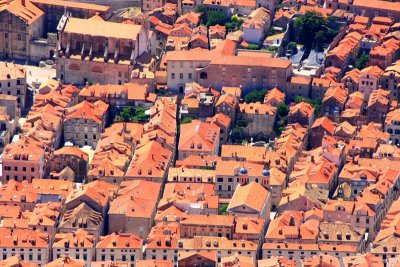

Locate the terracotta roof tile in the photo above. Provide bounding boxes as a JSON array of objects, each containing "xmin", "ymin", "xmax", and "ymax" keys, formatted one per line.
[{"xmin": 228, "ymin": 182, "xmax": 269, "ymax": 213}]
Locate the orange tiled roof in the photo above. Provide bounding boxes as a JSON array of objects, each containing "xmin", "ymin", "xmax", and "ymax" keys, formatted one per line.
[
  {"xmin": 0, "ymin": 228, "xmax": 49, "ymax": 248},
  {"xmin": 0, "ymin": 0, "xmax": 44, "ymax": 25},
  {"xmin": 371, "ymin": 38, "xmax": 400, "ymax": 58},
  {"xmin": 0, "ymin": 62, "xmax": 25, "ymax": 79},
  {"xmin": 322, "ymin": 84, "xmax": 348, "ymax": 105},
  {"xmin": 239, "ymin": 102, "xmax": 277, "ymax": 115},
  {"xmin": 63, "ymin": 17, "xmax": 143, "ymax": 40},
  {"xmin": 53, "ymin": 229, "xmax": 94, "ymax": 248},
  {"xmin": 311, "ymin": 116, "xmax": 335, "ymax": 135},
  {"xmin": 109, "ymin": 180, "xmax": 161, "ymax": 219},
  {"xmin": 30, "ymin": 0, "xmax": 110, "ymax": 11},
  {"xmin": 299, "ymin": 5, "xmax": 333, "ymax": 18},
  {"xmin": 136, "ymin": 260, "xmax": 173, "ymax": 267},
  {"xmin": 179, "ymin": 236, "xmax": 258, "ymax": 250},
  {"xmin": 65, "ymin": 100, "xmax": 108, "ymax": 124},
  {"xmin": 66, "ymin": 185, "xmax": 109, "ymax": 209},
  {"xmin": 125, "ymin": 141, "xmax": 172, "ymax": 179},
  {"xmin": 29, "ymin": 202, "xmax": 61, "ymax": 227},
  {"xmin": 228, "ymin": 182, "xmax": 269, "ymax": 213},
  {"xmin": 0, "ymin": 255, "xmax": 38, "ymax": 267},
  {"xmin": 79, "ymin": 83, "xmax": 155, "ymax": 103},
  {"xmin": 258, "ymin": 257, "xmax": 297, "ymax": 267},
  {"xmin": 44, "ymin": 256, "xmax": 85, "ymax": 267},
  {"xmin": 179, "ymin": 120, "xmax": 219, "ymax": 153},
  {"xmin": 367, "ymin": 89, "xmax": 390, "ymax": 108},
  {"xmin": 360, "ymin": 65, "xmax": 384, "ymax": 79},
  {"xmin": 175, "ymin": 11, "xmax": 201, "ymax": 26},
  {"xmin": 264, "ymin": 87, "xmax": 285, "ymax": 106},
  {"xmin": 289, "ymin": 101, "xmax": 314, "ymax": 117},
  {"xmin": 216, "ymin": 93, "xmax": 238, "ymax": 109},
  {"xmin": 53, "ymin": 146, "xmax": 89, "ymax": 162},
  {"xmin": 207, "ymin": 113, "xmax": 231, "ymax": 129},
  {"xmin": 96, "ymin": 232, "xmax": 142, "ymax": 249},
  {"xmin": 342, "ymin": 253, "xmax": 384, "ymax": 267},
  {"xmin": 2, "ymin": 136, "xmax": 47, "ymax": 162},
  {"xmin": 302, "ymin": 254, "xmax": 340, "ymax": 267}
]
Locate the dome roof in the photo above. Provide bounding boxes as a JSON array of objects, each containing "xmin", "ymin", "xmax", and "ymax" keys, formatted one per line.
[
  {"xmin": 262, "ymin": 169, "xmax": 270, "ymax": 176},
  {"xmin": 239, "ymin": 167, "xmax": 247, "ymax": 175}
]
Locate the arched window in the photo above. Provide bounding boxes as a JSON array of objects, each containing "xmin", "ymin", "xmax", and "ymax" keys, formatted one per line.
[
  {"xmin": 69, "ymin": 64, "xmax": 80, "ymax": 70},
  {"xmin": 91, "ymin": 66, "xmax": 103, "ymax": 73}
]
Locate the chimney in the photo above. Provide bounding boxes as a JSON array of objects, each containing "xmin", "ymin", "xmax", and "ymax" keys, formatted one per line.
[{"xmin": 21, "ymin": 0, "xmax": 25, "ymax": 6}]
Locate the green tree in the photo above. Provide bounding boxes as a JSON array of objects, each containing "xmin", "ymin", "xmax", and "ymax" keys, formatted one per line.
[
  {"xmin": 181, "ymin": 117, "xmax": 193, "ymax": 124},
  {"xmin": 244, "ymin": 89, "xmax": 267, "ymax": 103},
  {"xmin": 237, "ymin": 119, "xmax": 248, "ymax": 128},
  {"xmin": 115, "ymin": 107, "xmax": 147, "ymax": 123},
  {"xmin": 195, "ymin": 4, "xmax": 207, "ymax": 24},
  {"xmin": 295, "ymin": 97, "xmax": 322, "ymax": 116},
  {"xmin": 247, "ymin": 44, "xmax": 260, "ymax": 50},
  {"xmin": 206, "ymin": 11, "xmax": 227, "ymax": 27},
  {"xmin": 265, "ymin": 46, "xmax": 278, "ymax": 52},
  {"xmin": 267, "ymin": 27, "xmax": 284, "ymax": 36},
  {"xmin": 295, "ymin": 11, "xmax": 326, "ymax": 49},
  {"xmin": 325, "ymin": 29, "xmax": 340, "ymax": 44},
  {"xmin": 231, "ymin": 126, "xmax": 244, "ymax": 144},
  {"xmin": 225, "ymin": 16, "xmax": 243, "ymax": 32},
  {"xmin": 287, "ymin": 42, "xmax": 298, "ymax": 55},
  {"xmin": 355, "ymin": 54, "xmax": 369, "ymax": 70},
  {"xmin": 314, "ymin": 30, "xmax": 325, "ymax": 52},
  {"xmin": 277, "ymin": 103, "xmax": 289, "ymax": 118},
  {"xmin": 116, "ymin": 107, "xmax": 132, "ymax": 122},
  {"xmin": 131, "ymin": 108, "xmax": 147, "ymax": 122},
  {"xmin": 273, "ymin": 103, "xmax": 289, "ymax": 135},
  {"xmin": 195, "ymin": 4, "xmax": 206, "ymax": 13},
  {"xmin": 219, "ymin": 204, "xmax": 229, "ymax": 215}
]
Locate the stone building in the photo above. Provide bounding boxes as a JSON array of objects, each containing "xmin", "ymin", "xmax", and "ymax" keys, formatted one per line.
[
  {"xmin": 56, "ymin": 16, "xmax": 152, "ymax": 85},
  {"xmin": 30, "ymin": 0, "xmax": 111, "ymax": 33},
  {"xmin": 0, "ymin": 95, "xmax": 18, "ymax": 152},
  {"xmin": 1, "ymin": 136, "xmax": 48, "ymax": 183},
  {"xmin": 0, "ymin": 228, "xmax": 50, "ymax": 264},
  {"xmin": 0, "ymin": 0, "xmax": 45, "ymax": 60},
  {"xmin": 47, "ymin": 146, "xmax": 89, "ymax": 182},
  {"xmin": 0, "ymin": 62, "xmax": 27, "ymax": 110},
  {"xmin": 95, "ymin": 233, "xmax": 143, "ymax": 262},
  {"xmin": 238, "ymin": 102, "xmax": 277, "ymax": 138},
  {"xmin": 367, "ymin": 89, "xmax": 390, "ymax": 123},
  {"xmin": 178, "ymin": 120, "xmax": 220, "ymax": 160},
  {"xmin": 64, "ymin": 100, "xmax": 109, "ymax": 148},
  {"xmin": 52, "ymin": 230, "xmax": 95, "ymax": 264}
]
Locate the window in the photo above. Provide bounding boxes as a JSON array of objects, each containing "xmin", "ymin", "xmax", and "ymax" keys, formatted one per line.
[
  {"xmin": 171, "ymin": 73, "xmax": 175, "ymax": 79},
  {"xmin": 31, "ymin": 167, "xmax": 35, "ymax": 172},
  {"xmin": 188, "ymin": 73, "xmax": 192, "ymax": 79},
  {"xmin": 200, "ymin": 72, "xmax": 207, "ymax": 79},
  {"xmin": 179, "ymin": 73, "xmax": 183, "ymax": 79}
]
